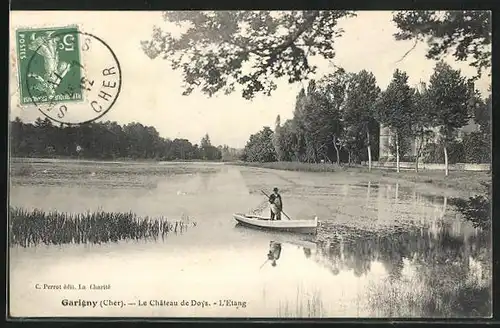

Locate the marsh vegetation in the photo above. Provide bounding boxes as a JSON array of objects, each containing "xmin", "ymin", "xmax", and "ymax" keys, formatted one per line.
[{"xmin": 9, "ymin": 207, "xmax": 195, "ymax": 247}]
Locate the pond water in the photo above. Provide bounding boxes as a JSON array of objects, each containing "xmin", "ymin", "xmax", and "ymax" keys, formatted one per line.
[{"xmin": 8, "ymin": 161, "xmax": 492, "ymax": 318}]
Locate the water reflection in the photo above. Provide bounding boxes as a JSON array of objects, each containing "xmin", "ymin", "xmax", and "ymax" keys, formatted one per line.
[
  {"xmin": 9, "ymin": 161, "xmax": 492, "ymax": 318},
  {"xmin": 267, "ymin": 241, "xmax": 282, "ymax": 267},
  {"xmin": 272, "ymin": 219, "xmax": 491, "ymax": 317}
]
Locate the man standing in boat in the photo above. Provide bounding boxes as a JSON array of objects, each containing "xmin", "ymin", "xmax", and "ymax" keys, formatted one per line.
[{"xmin": 268, "ymin": 187, "xmax": 283, "ymax": 220}]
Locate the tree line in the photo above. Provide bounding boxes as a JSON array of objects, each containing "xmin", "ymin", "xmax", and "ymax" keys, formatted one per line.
[
  {"xmin": 140, "ymin": 10, "xmax": 490, "ymax": 177},
  {"xmin": 241, "ymin": 62, "xmax": 491, "ymax": 175},
  {"xmin": 9, "ymin": 117, "xmax": 242, "ymax": 162}
]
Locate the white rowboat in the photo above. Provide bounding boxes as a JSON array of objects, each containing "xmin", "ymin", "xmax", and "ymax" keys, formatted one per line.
[{"xmin": 233, "ymin": 213, "xmax": 318, "ymax": 235}]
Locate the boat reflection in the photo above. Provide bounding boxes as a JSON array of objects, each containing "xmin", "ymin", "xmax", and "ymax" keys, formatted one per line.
[{"xmin": 267, "ymin": 241, "xmax": 282, "ymax": 267}]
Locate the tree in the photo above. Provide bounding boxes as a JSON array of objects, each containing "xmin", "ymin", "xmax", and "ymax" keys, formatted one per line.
[
  {"xmin": 471, "ymin": 89, "xmax": 491, "ymax": 136},
  {"xmin": 291, "ymin": 88, "xmax": 308, "ymax": 162},
  {"xmin": 392, "ymin": 10, "xmax": 491, "ymax": 79},
  {"xmin": 200, "ymin": 133, "xmax": 211, "ymax": 148},
  {"xmin": 375, "ymin": 69, "xmax": 414, "ymax": 172},
  {"xmin": 9, "ymin": 117, "xmax": 228, "ymax": 162},
  {"xmin": 462, "ymin": 91, "xmax": 490, "ymax": 164},
  {"xmin": 200, "ymin": 133, "xmax": 215, "ymax": 160},
  {"xmin": 141, "ymin": 11, "xmax": 355, "ymax": 99},
  {"xmin": 277, "ymin": 119, "xmax": 298, "ymax": 161},
  {"xmin": 317, "ymin": 67, "xmax": 350, "ymax": 165},
  {"xmin": 409, "ymin": 83, "xmax": 435, "ymax": 172},
  {"xmin": 294, "ymin": 80, "xmax": 339, "ymax": 163},
  {"xmin": 427, "ymin": 61, "xmax": 470, "ymax": 176},
  {"xmin": 242, "ymin": 126, "xmax": 276, "ymax": 162},
  {"xmin": 272, "ymin": 115, "xmax": 284, "ymax": 161},
  {"xmin": 343, "ymin": 70, "xmax": 380, "ymax": 171}
]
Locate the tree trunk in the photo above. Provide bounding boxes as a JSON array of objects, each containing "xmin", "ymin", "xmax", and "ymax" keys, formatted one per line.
[
  {"xmin": 396, "ymin": 133, "xmax": 400, "ymax": 173},
  {"xmin": 366, "ymin": 130, "xmax": 372, "ymax": 172},
  {"xmin": 396, "ymin": 132, "xmax": 399, "ymax": 173},
  {"xmin": 332, "ymin": 136, "xmax": 340, "ymax": 166},
  {"xmin": 415, "ymin": 136, "xmax": 420, "ymax": 173},
  {"xmin": 443, "ymin": 145, "xmax": 449, "ymax": 176},
  {"xmin": 348, "ymin": 151, "xmax": 351, "ymax": 167}
]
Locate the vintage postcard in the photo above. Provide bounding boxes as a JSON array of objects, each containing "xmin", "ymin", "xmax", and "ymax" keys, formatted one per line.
[{"xmin": 8, "ymin": 10, "xmax": 492, "ymax": 319}]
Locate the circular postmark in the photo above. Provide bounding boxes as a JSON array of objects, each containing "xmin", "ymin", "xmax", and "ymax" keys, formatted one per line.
[{"xmin": 25, "ymin": 29, "xmax": 122, "ymax": 125}]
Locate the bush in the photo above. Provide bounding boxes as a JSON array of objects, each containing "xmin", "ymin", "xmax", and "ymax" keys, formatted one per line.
[{"xmin": 401, "ymin": 155, "xmax": 417, "ymax": 162}]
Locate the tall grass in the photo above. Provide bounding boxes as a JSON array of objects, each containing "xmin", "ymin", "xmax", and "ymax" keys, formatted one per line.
[
  {"xmin": 9, "ymin": 207, "xmax": 196, "ymax": 247},
  {"xmin": 277, "ymin": 287, "xmax": 325, "ymax": 318},
  {"xmin": 367, "ymin": 275, "xmax": 491, "ymax": 317}
]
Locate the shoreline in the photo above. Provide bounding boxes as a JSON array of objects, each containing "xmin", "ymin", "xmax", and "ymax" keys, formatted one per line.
[
  {"xmin": 10, "ymin": 156, "xmax": 227, "ymax": 164},
  {"xmin": 229, "ymin": 161, "xmax": 491, "ymax": 197},
  {"xmin": 9, "ymin": 157, "xmax": 490, "ymax": 197}
]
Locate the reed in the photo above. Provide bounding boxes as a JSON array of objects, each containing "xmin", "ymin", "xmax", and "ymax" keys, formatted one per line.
[
  {"xmin": 367, "ymin": 275, "xmax": 491, "ymax": 317},
  {"xmin": 9, "ymin": 207, "xmax": 195, "ymax": 247},
  {"xmin": 277, "ymin": 287, "xmax": 325, "ymax": 318}
]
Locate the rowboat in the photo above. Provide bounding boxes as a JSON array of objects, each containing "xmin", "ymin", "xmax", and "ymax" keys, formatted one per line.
[{"xmin": 233, "ymin": 213, "xmax": 318, "ymax": 234}]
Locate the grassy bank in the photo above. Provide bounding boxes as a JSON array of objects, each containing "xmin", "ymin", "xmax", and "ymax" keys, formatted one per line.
[
  {"xmin": 367, "ymin": 168, "xmax": 491, "ymax": 195},
  {"xmin": 231, "ymin": 161, "xmax": 340, "ymax": 172},
  {"xmin": 231, "ymin": 161, "xmax": 491, "ymax": 195},
  {"xmin": 9, "ymin": 207, "xmax": 196, "ymax": 247}
]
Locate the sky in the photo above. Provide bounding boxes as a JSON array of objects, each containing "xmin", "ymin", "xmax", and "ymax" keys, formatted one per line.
[{"xmin": 9, "ymin": 11, "xmax": 491, "ymax": 148}]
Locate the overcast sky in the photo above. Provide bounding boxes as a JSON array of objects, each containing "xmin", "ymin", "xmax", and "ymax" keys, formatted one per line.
[{"xmin": 9, "ymin": 11, "xmax": 491, "ymax": 148}]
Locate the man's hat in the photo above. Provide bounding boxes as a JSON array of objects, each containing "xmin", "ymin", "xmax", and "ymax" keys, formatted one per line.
[{"xmin": 273, "ymin": 187, "xmax": 279, "ymax": 192}]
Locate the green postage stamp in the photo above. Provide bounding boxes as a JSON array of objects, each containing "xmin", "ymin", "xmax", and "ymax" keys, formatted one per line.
[
  {"xmin": 13, "ymin": 25, "xmax": 121, "ymax": 125},
  {"xmin": 16, "ymin": 26, "xmax": 83, "ymax": 105}
]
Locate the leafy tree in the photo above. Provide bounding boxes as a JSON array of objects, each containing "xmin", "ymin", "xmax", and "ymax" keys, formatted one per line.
[
  {"xmin": 317, "ymin": 68, "xmax": 351, "ymax": 165},
  {"xmin": 9, "ymin": 117, "xmax": 229, "ymax": 162},
  {"xmin": 272, "ymin": 115, "xmax": 284, "ymax": 161},
  {"xmin": 427, "ymin": 61, "xmax": 470, "ymax": 176},
  {"xmin": 199, "ymin": 133, "xmax": 221, "ymax": 160},
  {"xmin": 337, "ymin": 124, "xmax": 359, "ymax": 166},
  {"xmin": 392, "ymin": 10, "xmax": 491, "ymax": 79},
  {"xmin": 200, "ymin": 133, "xmax": 211, "ymax": 148},
  {"xmin": 142, "ymin": 10, "xmax": 355, "ymax": 99},
  {"xmin": 461, "ymin": 88, "xmax": 490, "ymax": 164},
  {"xmin": 291, "ymin": 88, "xmax": 308, "ymax": 161},
  {"xmin": 277, "ymin": 119, "xmax": 299, "ymax": 161},
  {"xmin": 293, "ymin": 80, "xmax": 340, "ymax": 163},
  {"xmin": 462, "ymin": 132, "xmax": 490, "ymax": 164},
  {"xmin": 242, "ymin": 126, "xmax": 276, "ymax": 162},
  {"xmin": 343, "ymin": 70, "xmax": 380, "ymax": 171},
  {"xmin": 410, "ymin": 83, "xmax": 436, "ymax": 172},
  {"xmin": 474, "ymin": 91, "xmax": 491, "ymax": 134},
  {"xmin": 375, "ymin": 69, "xmax": 414, "ymax": 172}
]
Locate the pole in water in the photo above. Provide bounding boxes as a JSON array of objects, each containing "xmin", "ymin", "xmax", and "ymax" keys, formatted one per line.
[{"xmin": 260, "ymin": 259, "xmax": 269, "ymax": 269}]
